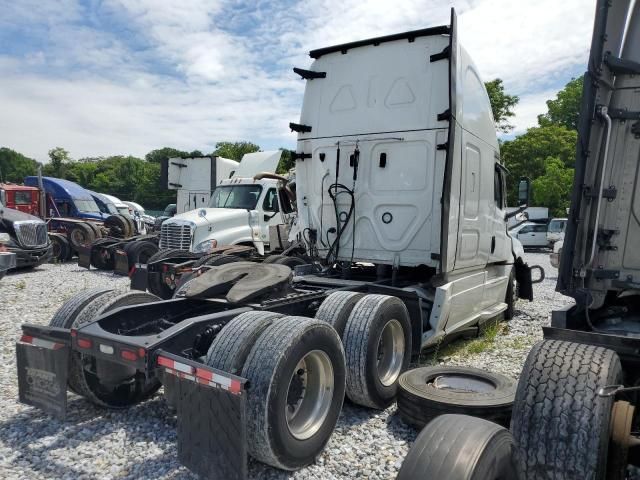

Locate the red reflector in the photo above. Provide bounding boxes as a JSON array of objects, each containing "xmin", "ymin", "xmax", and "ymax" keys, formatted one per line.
[
  {"xmin": 70, "ymin": 330, "xmax": 77, "ymax": 338},
  {"xmin": 157, "ymin": 356, "xmax": 174, "ymax": 368},
  {"xmin": 229, "ymin": 380, "xmax": 242, "ymax": 395},
  {"xmin": 121, "ymin": 350, "xmax": 137, "ymax": 361},
  {"xmin": 138, "ymin": 347, "xmax": 146, "ymax": 358},
  {"xmin": 20, "ymin": 335, "xmax": 34, "ymax": 344},
  {"xmin": 77, "ymin": 338, "xmax": 92, "ymax": 349},
  {"xmin": 196, "ymin": 368, "xmax": 213, "ymax": 382}
]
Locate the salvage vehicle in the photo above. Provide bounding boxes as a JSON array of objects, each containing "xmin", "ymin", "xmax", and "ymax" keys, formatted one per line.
[
  {"xmin": 509, "ymin": 221, "xmax": 549, "ymax": 249},
  {"xmin": 0, "ymin": 199, "xmax": 51, "ymax": 269},
  {"xmin": 15, "ymin": 10, "xmax": 540, "ymax": 479},
  {"xmin": 397, "ymin": 1, "xmax": 640, "ymax": 478},
  {"xmin": 546, "ymin": 216, "xmax": 567, "ymax": 247}
]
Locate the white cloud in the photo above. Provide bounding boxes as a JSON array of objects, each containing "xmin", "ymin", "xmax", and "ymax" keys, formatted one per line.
[{"xmin": 0, "ymin": 0, "xmax": 596, "ymax": 161}]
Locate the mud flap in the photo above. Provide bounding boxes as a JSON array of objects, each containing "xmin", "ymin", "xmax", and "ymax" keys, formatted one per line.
[
  {"xmin": 77, "ymin": 245, "xmax": 91, "ymax": 269},
  {"xmin": 113, "ymin": 249, "xmax": 130, "ymax": 276},
  {"xmin": 131, "ymin": 264, "xmax": 148, "ymax": 291},
  {"xmin": 16, "ymin": 337, "xmax": 69, "ymax": 420},
  {"xmin": 514, "ymin": 260, "xmax": 545, "ymax": 301},
  {"xmin": 156, "ymin": 351, "xmax": 248, "ymax": 480}
]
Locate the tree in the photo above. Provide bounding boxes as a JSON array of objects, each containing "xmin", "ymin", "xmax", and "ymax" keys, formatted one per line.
[
  {"xmin": 484, "ymin": 79, "xmax": 519, "ymax": 133},
  {"xmin": 145, "ymin": 147, "xmax": 190, "ymax": 164},
  {"xmin": 0, "ymin": 147, "xmax": 39, "ymax": 183},
  {"xmin": 538, "ymin": 77, "xmax": 584, "ymax": 131},
  {"xmin": 213, "ymin": 141, "xmax": 260, "ymax": 161},
  {"xmin": 532, "ymin": 157, "xmax": 574, "ymax": 216},
  {"xmin": 44, "ymin": 147, "xmax": 72, "ymax": 177},
  {"xmin": 501, "ymin": 125, "xmax": 577, "ymax": 205},
  {"xmin": 277, "ymin": 148, "xmax": 294, "ymax": 174}
]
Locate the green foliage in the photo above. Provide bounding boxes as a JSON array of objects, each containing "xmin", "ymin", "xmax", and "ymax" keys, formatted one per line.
[
  {"xmin": 0, "ymin": 147, "xmax": 39, "ymax": 183},
  {"xmin": 501, "ymin": 125, "xmax": 577, "ymax": 205},
  {"xmin": 145, "ymin": 147, "xmax": 190, "ymax": 164},
  {"xmin": 44, "ymin": 147, "xmax": 72, "ymax": 177},
  {"xmin": 538, "ymin": 77, "xmax": 584, "ymax": 131},
  {"xmin": 277, "ymin": 148, "xmax": 294, "ymax": 174},
  {"xmin": 484, "ymin": 79, "xmax": 519, "ymax": 133},
  {"xmin": 532, "ymin": 157, "xmax": 574, "ymax": 217},
  {"xmin": 213, "ymin": 141, "xmax": 260, "ymax": 161}
]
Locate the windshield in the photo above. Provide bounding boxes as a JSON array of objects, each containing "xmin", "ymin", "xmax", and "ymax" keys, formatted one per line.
[
  {"xmin": 209, "ymin": 185, "xmax": 263, "ymax": 210},
  {"xmin": 74, "ymin": 199, "xmax": 101, "ymax": 213},
  {"xmin": 117, "ymin": 206, "xmax": 129, "ymax": 215},
  {"xmin": 106, "ymin": 204, "xmax": 118, "ymax": 214},
  {"xmin": 548, "ymin": 220, "xmax": 566, "ymax": 233}
]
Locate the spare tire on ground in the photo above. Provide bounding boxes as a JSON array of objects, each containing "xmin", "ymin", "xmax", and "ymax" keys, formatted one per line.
[
  {"xmin": 397, "ymin": 414, "xmax": 521, "ymax": 480},
  {"xmin": 397, "ymin": 366, "xmax": 515, "ymax": 429},
  {"xmin": 68, "ymin": 223, "xmax": 96, "ymax": 249}
]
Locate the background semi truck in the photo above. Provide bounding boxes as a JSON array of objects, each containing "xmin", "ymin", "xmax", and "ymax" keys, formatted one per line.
[
  {"xmin": 15, "ymin": 10, "xmax": 540, "ymax": 480},
  {"xmin": 396, "ymin": 1, "xmax": 640, "ymax": 479}
]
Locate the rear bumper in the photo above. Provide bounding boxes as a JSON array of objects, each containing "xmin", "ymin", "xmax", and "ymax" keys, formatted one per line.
[{"xmin": 7, "ymin": 244, "xmax": 53, "ymax": 268}]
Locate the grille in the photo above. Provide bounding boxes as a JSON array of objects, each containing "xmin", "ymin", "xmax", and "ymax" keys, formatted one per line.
[
  {"xmin": 160, "ymin": 222, "xmax": 193, "ymax": 250},
  {"xmin": 14, "ymin": 221, "xmax": 48, "ymax": 248}
]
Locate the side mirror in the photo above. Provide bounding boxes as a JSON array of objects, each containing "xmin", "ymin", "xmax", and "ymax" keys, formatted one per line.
[{"xmin": 518, "ymin": 178, "xmax": 530, "ymax": 206}]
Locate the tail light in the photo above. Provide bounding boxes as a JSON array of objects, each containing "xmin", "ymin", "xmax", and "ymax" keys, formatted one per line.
[{"xmin": 77, "ymin": 338, "xmax": 92, "ymax": 349}]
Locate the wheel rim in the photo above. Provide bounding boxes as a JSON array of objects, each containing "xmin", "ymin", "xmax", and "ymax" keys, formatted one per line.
[
  {"xmin": 52, "ymin": 241, "xmax": 62, "ymax": 258},
  {"xmin": 376, "ymin": 319, "xmax": 405, "ymax": 386},
  {"xmin": 428, "ymin": 374, "xmax": 496, "ymax": 394},
  {"xmin": 285, "ymin": 350, "xmax": 334, "ymax": 440},
  {"xmin": 71, "ymin": 229, "xmax": 86, "ymax": 246}
]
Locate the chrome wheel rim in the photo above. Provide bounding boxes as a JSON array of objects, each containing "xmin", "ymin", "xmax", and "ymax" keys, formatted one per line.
[
  {"xmin": 285, "ymin": 350, "xmax": 334, "ymax": 440},
  {"xmin": 376, "ymin": 319, "xmax": 405, "ymax": 386}
]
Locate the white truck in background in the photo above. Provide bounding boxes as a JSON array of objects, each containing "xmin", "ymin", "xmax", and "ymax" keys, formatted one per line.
[{"xmin": 159, "ymin": 151, "xmax": 293, "ymax": 255}]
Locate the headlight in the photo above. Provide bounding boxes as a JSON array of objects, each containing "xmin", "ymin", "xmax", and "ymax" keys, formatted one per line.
[
  {"xmin": 0, "ymin": 233, "xmax": 10, "ymax": 243},
  {"xmin": 194, "ymin": 239, "xmax": 218, "ymax": 253}
]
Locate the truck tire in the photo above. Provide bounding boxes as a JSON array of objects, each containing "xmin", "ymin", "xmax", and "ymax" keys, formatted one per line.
[
  {"xmin": 105, "ymin": 215, "xmax": 130, "ymax": 238},
  {"xmin": 49, "ymin": 233, "xmax": 70, "ymax": 262},
  {"xmin": 86, "ymin": 222, "xmax": 103, "ymax": 239},
  {"xmin": 68, "ymin": 223, "xmax": 96, "ymax": 249},
  {"xmin": 49, "ymin": 288, "xmax": 115, "ymax": 394},
  {"xmin": 90, "ymin": 238, "xmax": 116, "ymax": 270},
  {"xmin": 68, "ymin": 290, "xmax": 161, "ymax": 408},
  {"xmin": 146, "ymin": 248, "xmax": 189, "ymax": 299},
  {"xmin": 342, "ymin": 294, "xmax": 411, "ymax": 409},
  {"xmin": 119, "ymin": 214, "xmax": 136, "ymax": 236},
  {"xmin": 242, "ymin": 316, "xmax": 346, "ymax": 470},
  {"xmin": 195, "ymin": 254, "xmax": 243, "ymax": 268},
  {"xmin": 205, "ymin": 311, "xmax": 283, "ymax": 375},
  {"xmin": 511, "ymin": 340, "xmax": 622, "ymax": 479},
  {"xmin": 315, "ymin": 291, "xmax": 364, "ymax": 337},
  {"xmin": 263, "ymin": 254, "xmax": 286, "ymax": 264},
  {"xmin": 273, "ymin": 256, "xmax": 307, "ymax": 268},
  {"xmin": 397, "ymin": 366, "xmax": 515, "ymax": 429},
  {"xmin": 505, "ymin": 271, "xmax": 515, "ymax": 320},
  {"xmin": 124, "ymin": 240, "xmax": 158, "ymax": 269},
  {"xmin": 397, "ymin": 414, "xmax": 520, "ymax": 480}
]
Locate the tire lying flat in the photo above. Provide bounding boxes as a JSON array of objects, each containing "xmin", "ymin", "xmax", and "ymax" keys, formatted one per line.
[
  {"xmin": 242, "ymin": 316, "xmax": 346, "ymax": 470},
  {"xmin": 511, "ymin": 339, "xmax": 622, "ymax": 480},
  {"xmin": 342, "ymin": 294, "xmax": 411, "ymax": 409},
  {"xmin": 397, "ymin": 366, "xmax": 515, "ymax": 428},
  {"xmin": 397, "ymin": 414, "xmax": 521, "ymax": 480}
]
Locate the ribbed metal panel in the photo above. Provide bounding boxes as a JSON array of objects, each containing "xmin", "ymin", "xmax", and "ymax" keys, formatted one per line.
[
  {"xmin": 159, "ymin": 222, "xmax": 193, "ymax": 250},
  {"xmin": 14, "ymin": 221, "xmax": 48, "ymax": 248}
]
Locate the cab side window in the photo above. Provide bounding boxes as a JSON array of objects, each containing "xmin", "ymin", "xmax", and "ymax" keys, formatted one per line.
[
  {"xmin": 519, "ymin": 226, "xmax": 531, "ymax": 234},
  {"xmin": 262, "ymin": 188, "xmax": 279, "ymax": 213},
  {"xmin": 533, "ymin": 225, "xmax": 547, "ymax": 233},
  {"xmin": 494, "ymin": 166, "xmax": 505, "ymax": 209}
]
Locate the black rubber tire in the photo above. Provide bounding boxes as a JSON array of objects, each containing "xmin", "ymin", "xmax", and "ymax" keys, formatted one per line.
[
  {"xmin": 49, "ymin": 234, "xmax": 70, "ymax": 262},
  {"xmin": 342, "ymin": 294, "xmax": 411, "ymax": 409},
  {"xmin": 105, "ymin": 215, "xmax": 130, "ymax": 238},
  {"xmin": 68, "ymin": 223, "xmax": 96, "ymax": 249},
  {"xmin": 124, "ymin": 240, "xmax": 158, "ymax": 268},
  {"xmin": 49, "ymin": 288, "xmax": 115, "ymax": 329},
  {"xmin": 119, "ymin": 214, "xmax": 136, "ymax": 236},
  {"xmin": 205, "ymin": 311, "xmax": 283, "ymax": 375},
  {"xmin": 201, "ymin": 254, "xmax": 243, "ymax": 267},
  {"xmin": 263, "ymin": 254, "xmax": 286, "ymax": 264},
  {"xmin": 504, "ymin": 270, "xmax": 515, "ymax": 320},
  {"xmin": 86, "ymin": 222, "xmax": 103, "ymax": 239},
  {"xmin": 67, "ymin": 290, "xmax": 161, "ymax": 408},
  {"xmin": 397, "ymin": 366, "xmax": 515, "ymax": 429},
  {"xmin": 273, "ymin": 256, "xmax": 307, "ymax": 268},
  {"xmin": 242, "ymin": 316, "xmax": 346, "ymax": 470},
  {"xmin": 397, "ymin": 414, "xmax": 521, "ymax": 480},
  {"xmin": 511, "ymin": 340, "xmax": 622, "ymax": 479},
  {"xmin": 90, "ymin": 238, "xmax": 117, "ymax": 270},
  {"xmin": 315, "ymin": 291, "xmax": 364, "ymax": 337}
]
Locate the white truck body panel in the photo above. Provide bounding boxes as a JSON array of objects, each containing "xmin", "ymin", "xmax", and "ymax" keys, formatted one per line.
[{"xmin": 231, "ymin": 151, "xmax": 282, "ymax": 179}]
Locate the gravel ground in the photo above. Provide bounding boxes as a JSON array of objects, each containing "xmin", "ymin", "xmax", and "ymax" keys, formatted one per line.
[{"xmin": 0, "ymin": 253, "xmax": 572, "ymax": 479}]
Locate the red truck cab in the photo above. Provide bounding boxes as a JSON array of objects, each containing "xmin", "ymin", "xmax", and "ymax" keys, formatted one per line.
[{"xmin": 0, "ymin": 184, "xmax": 41, "ymax": 216}]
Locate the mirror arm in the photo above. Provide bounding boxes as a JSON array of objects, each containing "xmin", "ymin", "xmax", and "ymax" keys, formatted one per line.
[{"xmin": 505, "ymin": 204, "xmax": 527, "ymax": 221}]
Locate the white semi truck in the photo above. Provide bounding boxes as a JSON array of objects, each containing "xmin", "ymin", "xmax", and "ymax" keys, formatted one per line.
[{"xmin": 15, "ymin": 9, "xmax": 541, "ymax": 479}]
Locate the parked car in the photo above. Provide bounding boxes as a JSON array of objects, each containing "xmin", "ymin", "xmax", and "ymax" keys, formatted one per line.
[
  {"xmin": 509, "ymin": 221, "xmax": 549, "ymax": 249},
  {"xmin": 546, "ymin": 217, "xmax": 567, "ymax": 247}
]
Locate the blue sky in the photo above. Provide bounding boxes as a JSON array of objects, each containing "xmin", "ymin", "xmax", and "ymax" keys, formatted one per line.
[{"xmin": 0, "ymin": 0, "xmax": 594, "ymax": 162}]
